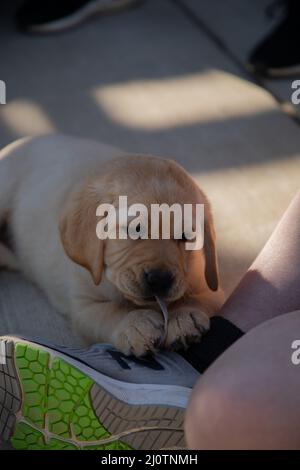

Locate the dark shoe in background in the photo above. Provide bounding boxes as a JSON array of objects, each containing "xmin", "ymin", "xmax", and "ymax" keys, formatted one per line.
[
  {"xmin": 248, "ymin": 0, "xmax": 300, "ymax": 78},
  {"xmin": 16, "ymin": 0, "xmax": 140, "ymax": 34}
]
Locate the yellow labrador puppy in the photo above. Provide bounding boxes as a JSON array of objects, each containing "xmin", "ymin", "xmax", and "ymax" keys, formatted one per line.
[{"xmin": 0, "ymin": 135, "xmax": 224, "ymax": 356}]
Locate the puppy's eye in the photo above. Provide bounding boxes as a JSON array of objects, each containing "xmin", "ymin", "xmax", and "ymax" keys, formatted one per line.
[
  {"xmin": 135, "ymin": 224, "xmax": 142, "ymax": 239},
  {"xmin": 181, "ymin": 232, "xmax": 188, "ymax": 242},
  {"xmin": 127, "ymin": 223, "xmax": 142, "ymax": 239},
  {"xmin": 180, "ymin": 232, "xmax": 196, "ymax": 242}
]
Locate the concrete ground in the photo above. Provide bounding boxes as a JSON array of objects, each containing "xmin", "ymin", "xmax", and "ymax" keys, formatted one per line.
[
  {"xmin": 0, "ymin": 0, "xmax": 299, "ymax": 347},
  {"xmin": 183, "ymin": 0, "xmax": 300, "ymax": 118}
]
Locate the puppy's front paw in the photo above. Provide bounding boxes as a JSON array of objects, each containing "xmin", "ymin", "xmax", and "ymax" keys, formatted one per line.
[
  {"xmin": 165, "ymin": 307, "xmax": 210, "ymax": 351},
  {"xmin": 112, "ymin": 309, "xmax": 164, "ymax": 357}
]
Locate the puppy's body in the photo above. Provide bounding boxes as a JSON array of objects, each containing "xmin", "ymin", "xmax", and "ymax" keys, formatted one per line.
[
  {"xmin": 0, "ymin": 135, "xmax": 224, "ymax": 356},
  {"xmin": 0, "ymin": 136, "xmax": 119, "ymax": 310}
]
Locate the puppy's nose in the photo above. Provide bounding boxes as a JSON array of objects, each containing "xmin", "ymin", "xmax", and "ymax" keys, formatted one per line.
[{"xmin": 144, "ymin": 269, "xmax": 174, "ymax": 297}]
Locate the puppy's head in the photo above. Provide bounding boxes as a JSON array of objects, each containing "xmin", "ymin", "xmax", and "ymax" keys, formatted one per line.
[{"xmin": 59, "ymin": 156, "xmax": 219, "ymax": 305}]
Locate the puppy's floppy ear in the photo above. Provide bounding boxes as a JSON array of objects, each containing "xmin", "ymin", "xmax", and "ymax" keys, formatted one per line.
[
  {"xmin": 203, "ymin": 206, "xmax": 219, "ymax": 292},
  {"xmin": 59, "ymin": 186, "xmax": 104, "ymax": 285}
]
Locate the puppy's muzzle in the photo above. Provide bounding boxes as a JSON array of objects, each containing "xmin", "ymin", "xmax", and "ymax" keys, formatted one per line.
[{"xmin": 144, "ymin": 269, "xmax": 174, "ymax": 298}]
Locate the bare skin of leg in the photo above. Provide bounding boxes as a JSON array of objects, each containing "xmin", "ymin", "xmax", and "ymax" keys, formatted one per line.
[
  {"xmin": 220, "ymin": 191, "xmax": 300, "ymax": 332},
  {"xmin": 185, "ymin": 311, "xmax": 300, "ymax": 449},
  {"xmin": 185, "ymin": 192, "xmax": 300, "ymax": 449}
]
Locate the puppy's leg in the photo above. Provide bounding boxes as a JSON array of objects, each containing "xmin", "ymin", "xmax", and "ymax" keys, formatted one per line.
[
  {"xmin": 72, "ymin": 299, "xmax": 164, "ymax": 357},
  {"xmin": 165, "ymin": 293, "xmax": 224, "ymax": 350}
]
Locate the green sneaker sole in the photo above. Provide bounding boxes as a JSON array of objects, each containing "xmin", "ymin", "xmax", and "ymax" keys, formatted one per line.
[{"xmin": 0, "ymin": 337, "xmax": 186, "ymax": 450}]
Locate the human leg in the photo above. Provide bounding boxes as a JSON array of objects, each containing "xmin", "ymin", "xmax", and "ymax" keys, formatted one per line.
[
  {"xmin": 182, "ymin": 191, "xmax": 300, "ymax": 372},
  {"xmin": 185, "ymin": 310, "xmax": 300, "ymax": 449}
]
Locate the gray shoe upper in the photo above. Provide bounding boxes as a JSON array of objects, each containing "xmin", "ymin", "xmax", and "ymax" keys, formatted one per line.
[{"xmin": 52, "ymin": 343, "xmax": 200, "ymax": 388}]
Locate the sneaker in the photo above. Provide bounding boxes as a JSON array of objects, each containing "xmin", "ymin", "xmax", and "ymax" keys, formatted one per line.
[
  {"xmin": 16, "ymin": 0, "xmax": 141, "ymax": 34},
  {"xmin": 0, "ymin": 336, "xmax": 198, "ymax": 450},
  {"xmin": 247, "ymin": 0, "xmax": 300, "ymax": 77}
]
